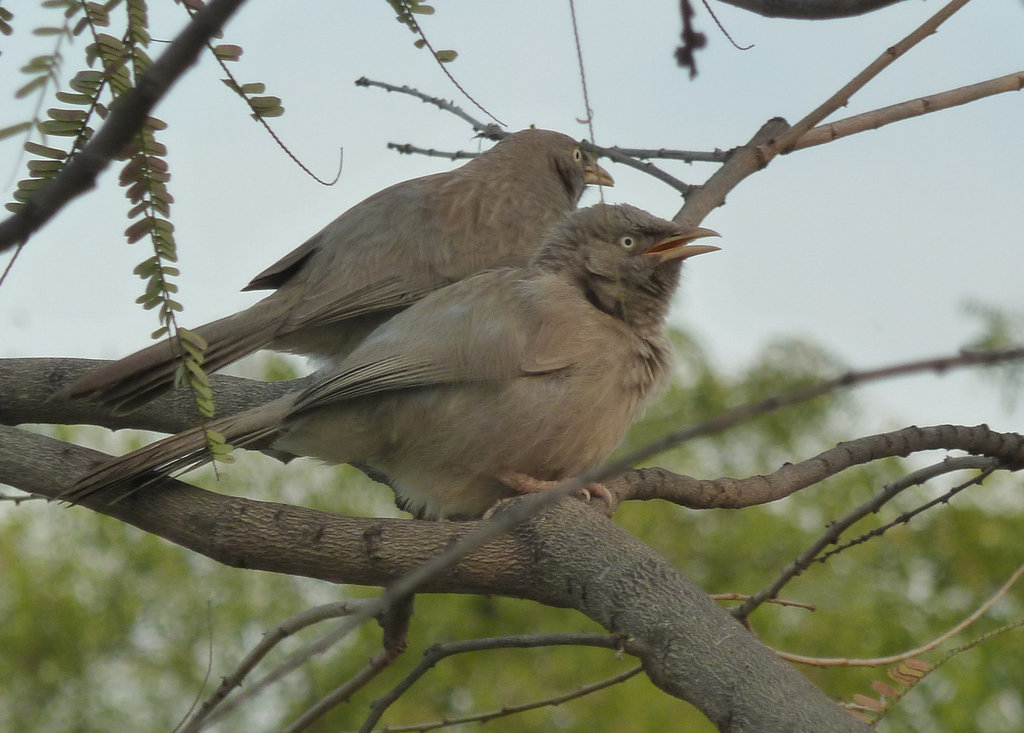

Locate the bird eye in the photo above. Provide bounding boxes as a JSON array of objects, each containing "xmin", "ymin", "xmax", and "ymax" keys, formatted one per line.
[
  {"xmin": 573, "ymin": 147, "xmax": 583, "ymax": 162},
  {"xmin": 619, "ymin": 236, "xmax": 636, "ymax": 250}
]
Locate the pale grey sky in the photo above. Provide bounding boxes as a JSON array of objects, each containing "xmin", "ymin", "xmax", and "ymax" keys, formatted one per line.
[{"xmin": 2, "ymin": 0, "xmax": 1023, "ymax": 440}]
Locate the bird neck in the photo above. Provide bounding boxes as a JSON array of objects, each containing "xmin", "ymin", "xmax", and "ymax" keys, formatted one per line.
[{"xmin": 577, "ymin": 269, "xmax": 677, "ymax": 340}]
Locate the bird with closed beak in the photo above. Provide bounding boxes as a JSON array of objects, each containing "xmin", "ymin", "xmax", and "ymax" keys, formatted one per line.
[
  {"xmin": 66, "ymin": 204, "xmax": 719, "ymax": 519},
  {"xmin": 66, "ymin": 129, "xmax": 613, "ymax": 413}
]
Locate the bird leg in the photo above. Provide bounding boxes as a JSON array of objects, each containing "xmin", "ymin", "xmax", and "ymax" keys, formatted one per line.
[{"xmin": 496, "ymin": 471, "xmax": 617, "ymax": 516}]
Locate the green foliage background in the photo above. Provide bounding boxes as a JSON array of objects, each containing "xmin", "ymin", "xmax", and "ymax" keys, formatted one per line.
[
  {"xmin": 3, "ymin": 335, "xmax": 1022, "ymax": 732},
  {"xmin": 1, "ymin": 2, "xmax": 1021, "ymax": 730}
]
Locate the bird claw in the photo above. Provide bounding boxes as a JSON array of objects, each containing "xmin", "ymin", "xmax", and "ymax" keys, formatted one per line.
[{"xmin": 495, "ymin": 472, "xmax": 617, "ymax": 516}]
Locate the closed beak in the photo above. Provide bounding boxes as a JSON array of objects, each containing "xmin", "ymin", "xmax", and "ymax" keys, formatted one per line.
[{"xmin": 584, "ymin": 162, "xmax": 615, "ymax": 187}]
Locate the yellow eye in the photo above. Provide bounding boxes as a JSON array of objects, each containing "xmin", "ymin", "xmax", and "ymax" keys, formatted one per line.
[
  {"xmin": 619, "ymin": 236, "xmax": 636, "ymax": 250},
  {"xmin": 573, "ymin": 147, "xmax": 583, "ymax": 162}
]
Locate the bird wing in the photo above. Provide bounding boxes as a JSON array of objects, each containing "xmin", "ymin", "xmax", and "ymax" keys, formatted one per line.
[
  {"xmin": 245, "ymin": 172, "xmax": 504, "ymax": 332},
  {"xmin": 291, "ymin": 270, "xmax": 590, "ymax": 412}
]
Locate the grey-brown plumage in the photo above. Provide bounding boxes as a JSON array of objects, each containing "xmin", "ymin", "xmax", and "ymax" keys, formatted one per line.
[
  {"xmin": 66, "ymin": 129, "xmax": 613, "ymax": 413},
  {"xmin": 65, "ymin": 204, "xmax": 719, "ymax": 519}
]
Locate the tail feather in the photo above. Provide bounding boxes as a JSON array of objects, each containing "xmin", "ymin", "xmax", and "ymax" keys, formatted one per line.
[
  {"xmin": 63, "ymin": 398, "xmax": 293, "ymax": 504},
  {"xmin": 65, "ymin": 300, "xmax": 283, "ymax": 414}
]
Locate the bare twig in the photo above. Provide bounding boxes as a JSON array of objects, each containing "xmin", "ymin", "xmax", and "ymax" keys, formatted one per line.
[
  {"xmin": 0, "ymin": 0, "xmax": 250, "ymax": 253},
  {"xmin": 590, "ymin": 145, "xmax": 696, "ymax": 195},
  {"xmin": 711, "ymin": 593, "xmax": 816, "ymax": 612},
  {"xmin": 601, "ymin": 145, "xmax": 729, "ymax": 163},
  {"xmin": 773, "ymin": 562, "xmax": 1024, "ymax": 667},
  {"xmin": 610, "ymin": 427, "xmax": 1020, "ymax": 509},
  {"xmin": 354, "ymin": 77, "xmax": 500, "ymax": 136},
  {"xmin": 282, "ymin": 596, "xmax": 414, "ymax": 733},
  {"xmin": 761, "ymin": 0, "xmax": 972, "ymax": 157},
  {"xmin": 816, "ymin": 459, "xmax": 999, "ymax": 561},
  {"xmin": 360, "ymin": 633, "xmax": 631, "ymax": 732},
  {"xmin": 734, "ymin": 455, "xmax": 1008, "ymax": 619},
  {"xmin": 181, "ymin": 599, "xmax": 374, "ymax": 733},
  {"xmin": 793, "ymin": 71, "xmax": 1024, "ymax": 152},
  {"xmin": 386, "ymin": 142, "xmax": 481, "ymax": 162},
  {"xmin": 284, "ymin": 648, "xmax": 398, "ymax": 733},
  {"xmin": 381, "ymin": 666, "xmax": 643, "ymax": 732},
  {"xmin": 199, "ymin": 620, "xmax": 355, "ymax": 728},
  {"xmin": 397, "ymin": 2, "xmax": 504, "ymax": 127}
]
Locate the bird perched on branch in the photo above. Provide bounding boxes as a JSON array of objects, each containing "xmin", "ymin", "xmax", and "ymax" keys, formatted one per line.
[
  {"xmin": 66, "ymin": 204, "xmax": 719, "ymax": 519},
  {"xmin": 66, "ymin": 129, "xmax": 614, "ymax": 413}
]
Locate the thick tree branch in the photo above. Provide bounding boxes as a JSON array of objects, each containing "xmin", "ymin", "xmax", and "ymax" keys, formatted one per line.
[
  {"xmin": 0, "ymin": 426, "xmax": 865, "ymax": 731},
  {"xmin": 0, "ymin": 357, "xmax": 306, "ymax": 431},
  {"xmin": 5, "ymin": 350, "xmax": 1024, "ymax": 512},
  {"xmin": 0, "ymin": 0, "xmax": 249, "ymax": 253}
]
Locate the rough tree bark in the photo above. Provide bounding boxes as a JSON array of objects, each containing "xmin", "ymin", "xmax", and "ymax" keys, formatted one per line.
[{"xmin": 0, "ymin": 356, "xmax": 869, "ymax": 731}]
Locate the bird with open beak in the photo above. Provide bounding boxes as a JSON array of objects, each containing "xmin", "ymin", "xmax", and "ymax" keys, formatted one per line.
[{"xmin": 66, "ymin": 204, "xmax": 718, "ymax": 520}]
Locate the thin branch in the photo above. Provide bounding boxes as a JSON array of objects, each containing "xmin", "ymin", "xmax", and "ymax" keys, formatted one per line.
[
  {"xmin": 717, "ymin": 0, "xmax": 909, "ymax": 20},
  {"xmin": 0, "ymin": 0, "xmax": 250, "ymax": 253},
  {"xmin": 792, "ymin": 71, "xmax": 1024, "ymax": 152},
  {"xmin": 773, "ymin": 562, "xmax": 1024, "ymax": 667},
  {"xmin": 284, "ymin": 648, "xmax": 398, "ymax": 733},
  {"xmin": 816, "ymin": 459, "xmax": 998, "ymax": 561},
  {"xmin": 381, "ymin": 666, "xmax": 643, "ymax": 732},
  {"xmin": 354, "ymin": 77, "xmax": 500, "ymax": 136},
  {"xmin": 199, "ymin": 620, "xmax": 355, "ymax": 729},
  {"xmin": 281, "ymin": 596, "xmax": 414, "ymax": 733},
  {"xmin": 386, "ymin": 142, "xmax": 481, "ymax": 162},
  {"xmin": 760, "ymin": 0, "xmax": 972, "ymax": 157},
  {"xmin": 588, "ymin": 144, "xmax": 696, "ymax": 196},
  {"xmin": 181, "ymin": 599, "xmax": 374, "ymax": 733},
  {"xmin": 360, "ymin": 633, "xmax": 630, "ymax": 732},
  {"xmin": 734, "ymin": 456, "xmax": 1007, "ymax": 619},
  {"xmin": 397, "ymin": 2, "xmax": 504, "ymax": 127},
  {"xmin": 711, "ymin": 593, "xmax": 816, "ymax": 612},
  {"xmin": 601, "ymin": 145, "xmax": 729, "ymax": 163}
]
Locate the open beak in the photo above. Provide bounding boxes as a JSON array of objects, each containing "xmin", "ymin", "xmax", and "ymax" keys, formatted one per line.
[
  {"xmin": 643, "ymin": 227, "xmax": 721, "ymax": 264},
  {"xmin": 584, "ymin": 162, "xmax": 615, "ymax": 187}
]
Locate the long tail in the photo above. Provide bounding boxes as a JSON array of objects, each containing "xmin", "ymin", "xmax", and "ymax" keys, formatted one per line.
[
  {"xmin": 64, "ymin": 299, "xmax": 285, "ymax": 414},
  {"xmin": 63, "ymin": 397, "xmax": 294, "ymax": 504}
]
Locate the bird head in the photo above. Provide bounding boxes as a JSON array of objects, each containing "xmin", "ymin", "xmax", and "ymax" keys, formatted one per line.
[
  {"xmin": 533, "ymin": 203, "xmax": 719, "ymax": 328},
  {"xmin": 491, "ymin": 129, "xmax": 614, "ymax": 204}
]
